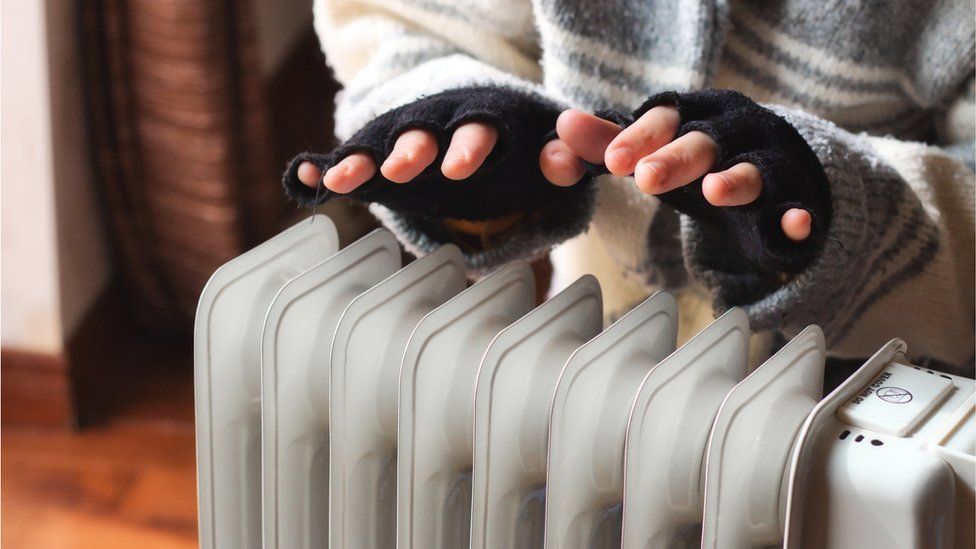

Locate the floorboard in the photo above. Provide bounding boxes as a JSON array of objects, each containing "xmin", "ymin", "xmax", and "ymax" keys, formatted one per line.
[{"xmin": 2, "ymin": 339, "xmax": 197, "ymax": 549}]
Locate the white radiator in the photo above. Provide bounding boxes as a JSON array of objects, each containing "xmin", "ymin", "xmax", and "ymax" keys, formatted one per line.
[{"xmin": 194, "ymin": 215, "xmax": 976, "ymax": 549}]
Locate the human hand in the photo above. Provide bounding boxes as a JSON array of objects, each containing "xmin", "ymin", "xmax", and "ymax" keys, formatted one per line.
[
  {"xmin": 294, "ymin": 118, "xmax": 591, "ymax": 196},
  {"xmin": 295, "ymin": 122, "xmax": 500, "ymax": 193},
  {"xmin": 551, "ymin": 101, "xmax": 814, "ymax": 242},
  {"xmin": 284, "ymin": 87, "xmax": 596, "ymax": 236}
]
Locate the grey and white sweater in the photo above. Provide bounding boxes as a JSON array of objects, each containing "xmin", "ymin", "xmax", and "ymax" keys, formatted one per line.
[{"xmin": 304, "ymin": 0, "xmax": 975, "ymax": 371}]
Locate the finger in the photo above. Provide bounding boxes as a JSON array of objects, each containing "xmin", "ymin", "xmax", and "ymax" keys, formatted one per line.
[
  {"xmin": 539, "ymin": 139, "xmax": 585, "ymax": 186},
  {"xmin": 605, "ymin": 106, "xmax": 680, "ymax": 176},
  {"xmin": 380, "ymin": 129, "xmax": 438, "ymax": 183},
  {"xmin": 555, "ymin": 109, "xmax": 623, "ymax": 164},
  {"xmin": 441, "ymin": 122, "xmax": 498, "ymax": 180},
  {"xmin": 633, "ymin": 131, "xmax": 717, "ymax": 195},
  {"xmin": 781, "ymin": 208, "xmax": 812, "ymax": 241},
  {"xmin": 701, "ymin": 162, "xmax": 763, "ymax": 207},
  {"xmin": 297, "ymin": 161, "xmax": 323, "ymax": 188},
  {"xmin": 322, "ymin": 153, "xmax": 376, "ymax": 193}
]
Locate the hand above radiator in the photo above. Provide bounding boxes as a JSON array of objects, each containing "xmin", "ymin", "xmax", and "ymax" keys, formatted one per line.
[{"xmin": 285, "ymin": 88, "xmax": 823, "ymax": 252}]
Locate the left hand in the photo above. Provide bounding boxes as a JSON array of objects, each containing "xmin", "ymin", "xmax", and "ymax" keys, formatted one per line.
[{"xmin": 539, "ymin": 106, "xmax": 812, "ymax": 242}]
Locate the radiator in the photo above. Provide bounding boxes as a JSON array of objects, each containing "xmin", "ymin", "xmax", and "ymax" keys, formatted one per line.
[{"xmin": 194, "ymin": 215, "xmax": 976, "ymax": 549}]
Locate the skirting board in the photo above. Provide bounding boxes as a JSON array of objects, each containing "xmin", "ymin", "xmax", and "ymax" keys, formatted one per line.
[
  {"xmin": 2, "ymin": 280, "xmax": 129, "ymax": 430},
  {"xmin": 1, "ymin": 349, "xmax": 74, "ymax": 428}
]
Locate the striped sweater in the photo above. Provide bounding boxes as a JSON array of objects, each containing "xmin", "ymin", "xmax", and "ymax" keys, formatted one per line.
[{"xmin": 309, "ymin": 0, "xmax": 975, "ymax": 372}]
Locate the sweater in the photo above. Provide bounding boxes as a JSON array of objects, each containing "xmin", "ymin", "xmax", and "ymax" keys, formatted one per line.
[{"xmin": 295, "ymin": 0, "xmax": 975, "ymax": 372}]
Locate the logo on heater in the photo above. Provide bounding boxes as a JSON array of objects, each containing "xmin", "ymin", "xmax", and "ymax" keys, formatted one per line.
[{"xmin": 876, "ymin": 386, "xmax": 913, "ymax": 404}]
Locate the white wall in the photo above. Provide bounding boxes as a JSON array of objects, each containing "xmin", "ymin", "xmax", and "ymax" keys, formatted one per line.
[
  {"xmin": 1, "ymin": 0, "xmax": 65, "ymax": 353},
  {"xmin": 1, "ymin": 0, "xmax": 111, "ymax": 354}
]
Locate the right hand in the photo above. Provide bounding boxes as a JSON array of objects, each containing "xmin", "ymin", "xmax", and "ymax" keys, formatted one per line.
[
  {"xmin": 295, "ymin": 123, "xmax": 591, "ymax": 192},
  {"xmin": 555, "ymin": 102, "xmax": 814, "ymax": 242}
]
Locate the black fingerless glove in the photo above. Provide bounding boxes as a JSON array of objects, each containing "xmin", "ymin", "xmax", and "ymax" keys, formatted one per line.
[
  {"xmin": 602, "ymin": 89, "xmax": 832, "ymax": 276},
  {"xmin": 283, "ymin": 86, "xmax": 595, "ymax": 221}
]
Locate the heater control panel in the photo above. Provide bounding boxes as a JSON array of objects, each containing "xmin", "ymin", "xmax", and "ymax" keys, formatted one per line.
[{"xmin": 836, "ymin": 362, "xmax": 954, "ymax": 436}]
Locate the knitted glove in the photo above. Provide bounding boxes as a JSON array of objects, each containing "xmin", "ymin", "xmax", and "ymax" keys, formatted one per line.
[
  {"xmin": 283, "ymin": 86, "xmax": 595, "ymax": 221},
  {"xmin": 601, "ymin": 89, "xmax": 833, "ymax": 278}
]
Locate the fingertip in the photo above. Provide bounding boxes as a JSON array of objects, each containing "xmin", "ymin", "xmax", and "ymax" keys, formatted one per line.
[
  {"xmin": 296, "ymin": 161, "xmax": 322, "ymax": 188},
  {"xmin": 324, "ymin": 154, "xmax": 375, "ymax": 193},
  {"xmin": 555, "ymin": 109, "xmax": 587, "ymax": 137},
  {"xmin": 441, "ymin": 122, "xmax": 497, "ymax": 180},
  {"xmin": 540, "ymin": 141, "xmax": 584, "ymax": 186},
  {"xmin": 380, "ymin": 154, "xmax": 411, "ymax": 183},
  {"xmin": 702, "ymin": 162, "xmax": 762, "ymax": 207},
  {"xmin": 322, "ymin": 164, "xmax": 346, "ymax": 192},
  {"xmin": 702, "ymin": 173, "xmax": 732, "ymax": 205},
  {"xmin": 557, "ymin": 111, "xmax": 623, "ymax": 165},
  {"xmin": 633, "ymin": 159, "xmax": 669, "ymax": 194},
  {"xmin": 605, "ymin": 106, "xmax": 679, "ymax": 175},
  {"xmin": 605, "ymin": 146, "xmax": 634, "ymax": 176},
  {"xmin": 381, "ymin": 130, "xmax": 438, "ymax": 183},
  {"xmin": 441, "ymin": 147, "xmax": 472, "ymax": 180},
  {"xmin": 782, "ymin": 208, "xmax": 812, "ymax": 241}
]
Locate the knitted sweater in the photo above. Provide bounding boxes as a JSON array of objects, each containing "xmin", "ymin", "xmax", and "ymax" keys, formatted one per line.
[{"xmin": 300, "ymin": 0, "xmax": 975, "ymax": 372}]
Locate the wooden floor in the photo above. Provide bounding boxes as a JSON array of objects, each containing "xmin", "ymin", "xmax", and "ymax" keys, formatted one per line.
[{"xmin": 2, "ymin": 343, "xmax": 198, "ymax": 549}]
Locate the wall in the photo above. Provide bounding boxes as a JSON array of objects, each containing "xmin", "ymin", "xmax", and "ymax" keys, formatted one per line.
[
  {"xmin": 45, "ymin": 0, "xmax": 112, "ymax": 341},
  {"xmin": 1, "ymin": 0, "xmax": 314, "ymax": 355},
  {"xmin": 1, "ymin": 0, "xmax": 65, "ymax": 354},
  {"xmin": 1, "ymin": 0, "xmax": 113, "ymax": 354}
]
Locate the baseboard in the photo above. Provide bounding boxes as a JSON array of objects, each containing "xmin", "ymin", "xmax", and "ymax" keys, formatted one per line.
[
  {"xmin": 1, "ymin": 348, "xmax": 75, "ymax": 429},
  {"xmin": 2, "ymin": 280, "xmax": 134, "ymax": 430}
]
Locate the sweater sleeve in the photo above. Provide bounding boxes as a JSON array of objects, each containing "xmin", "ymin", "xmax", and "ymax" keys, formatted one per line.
[
  {"xmin": 938, "ymin": 75, "xmax": 975, "ymax": 170},
  {"xmin": 301, "ymin": 0, "xmax": 595, "ymax": 273},
  {"xmin": 315, "ymin": 0, "xmax": 542, "ymax": 140},
  {"xmin": 685, "ymin": 104, "xmax": 975, "ymax": 371}
]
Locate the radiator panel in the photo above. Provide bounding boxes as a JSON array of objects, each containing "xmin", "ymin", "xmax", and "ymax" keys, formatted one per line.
[
  {"xmin": 621, "ymin": 308, "xmax": 751, "ymax": 548},
  {"xmin": 329, "ymin": 245, "xmax": 466, "ymax": 549},
  {"xmin": 192, "ymin": 214, "xmax": 976, "ymax": 549},
  {"xmin": 194, "ymin": 214, "xmax": 338, "ymax": 549},
  {"xmin": 545, "ymin": 291, "xmax": 677, "ymax": 549},
  {"xmin": 261, "ymin": 229, "xmax": 400, "ymax": 549},
  {"xmin": 397, "ymin": 261, "xmax": 536, "ymax": 549},
  {"xmin": 470, "ymin": 276, "xmax": 603, "ymax": 549}
]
